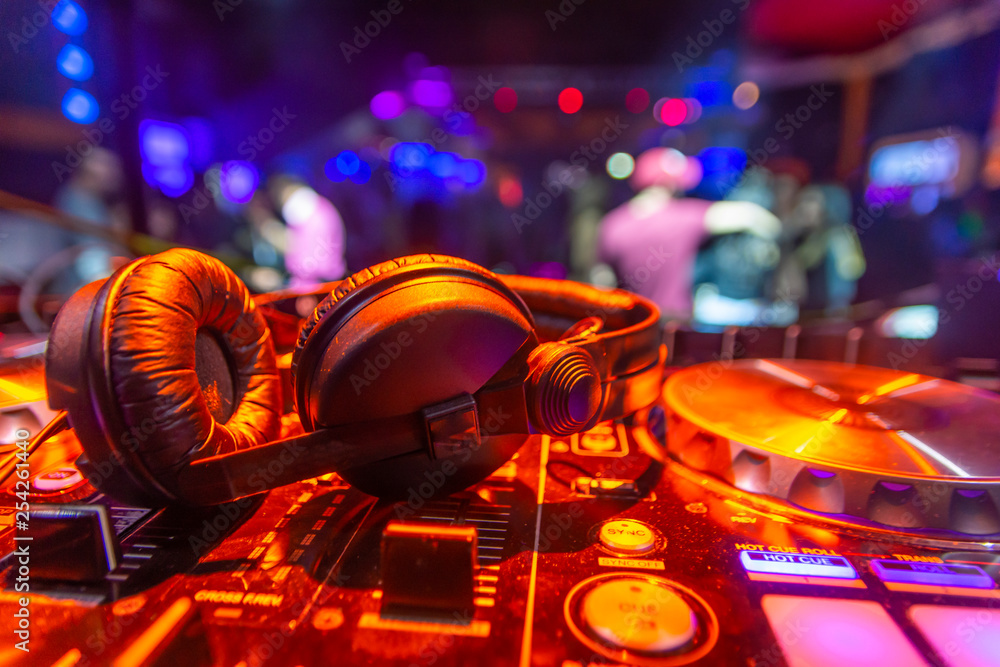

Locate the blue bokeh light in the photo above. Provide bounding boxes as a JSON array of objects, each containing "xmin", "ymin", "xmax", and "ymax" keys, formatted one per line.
[
  {"xmin": 458, "ymin": 159, "xmax": 486, "ymax": 186},
  {"xmin": 139, "ymin": 120, "xmax": 190, "ymax": 166},
  {"xmin": 142, "ymin": 163, "xmax": 194, "ymax": 198},
  {"xmin": 324, "ymin": 157, "xmax": 346, "ymax": 182},
  {"xmin": 220, "ymin": 161, "xmax": 259, "ymax": 204},
  {"xmin": 348, "ymin": 161, "xmax": 372, "ymax": 184},
  {"xmin": 336, "ymin": 150, "xmax": 360, "ymax": 176},
  {"xmin": 52, "ymin": 0, "xmax": 88, "ymax": 36},
  {"xmin": 56, "ymin": 44, "xmax": 93, "ymax": 81},
  {"xmin": 61, "ymin": 88, "xmax": 99, "ymax": 124},
  {"xmin": 390, "ymin": 142, "xmax": 434, "ymax": 172},
  {"xmin": 427, "ymin": 152, "xmax": 457, "ymax": 178}
]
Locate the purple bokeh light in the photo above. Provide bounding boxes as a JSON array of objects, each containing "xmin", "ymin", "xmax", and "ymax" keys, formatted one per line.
[
  {"xmin": 220, "ymin": 161, "xmax": 259, "ymax": 204},
  {"xmin": 370, "ymin": 91, "xmax": 406, "ymax": 120}
]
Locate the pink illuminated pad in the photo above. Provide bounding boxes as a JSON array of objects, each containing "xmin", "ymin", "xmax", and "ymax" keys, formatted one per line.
[
  {"xmin": 908, "ymin": 605, "xmax": 1000, "ymax": 667},
  {"xmin": 761, "ymin": 595, "xmax": 927, "ymax": 667}
]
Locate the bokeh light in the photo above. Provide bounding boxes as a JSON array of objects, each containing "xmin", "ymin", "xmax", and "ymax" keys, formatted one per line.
[
  {"xmin": 498, "ymin": 175, "xmax": 523, "ymax": 207},
  {"xmin": 625, "ymin": 88, "xmax": 649, "ymax": 114},
  {"xmin": 56, "ymin": 44, "xmax": 93, "ymax": 82},
  {"xmin": 219, "ymin": 161, "xmax": 259, "ymax": 204},
  {"xmin": 558, "ymin": 87, "xmax": 583, "ymax": 114},
  {"xmin": 349, "ymin": 161, "xmax": 372, "ymax": 184},
  {"xmin": 494, "ymin": 87, "xmax": 518, "ymax": 113},
  {"xmin": 139, "ymin": 120, "xmax": 190, "ymax": 166},
  {"xmin": 324, "ymin": 157, "xmax": 346, "ymax": 182},
  {"xmin": 411, "ymin": 79, "xmax": 452, "ymax": 107},
  {"xmin": 51, "ymin": 0, "xmax": 88, "ymax": 36},
  {"xmin": 683, "ymin": 98, "xmax": 703, "ymax": 124},
  {"xmin": 61, "ymin": 88, "xmax": 99, "ymax": 124},
  {"xmin": 428, "ymin": 152, "xmax": 458, "ymax": 178},
  {"xmin": 733, "ymin": 81, "xmax": 760, "ymax": 110},
  {"xmin": 660, "ymin": 98, "xmax": 687, "ymax": 126},
  {"xmin": 370, "ymin": 91, "xmax": 406, "ymax": 120},
  {"xmin": 606, "ymin": 153, "xmax": 635, "ymax": 180},
  {"xmin": 335, "ymin": 150, "xmax": 361, "ymax": 176},
  {"xmin": 458, "ymin": 159, "xmax": 486, "ymax": 186}
]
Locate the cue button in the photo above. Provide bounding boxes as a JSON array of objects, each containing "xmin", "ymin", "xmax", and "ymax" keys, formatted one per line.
[{"xmin": 581, "ymin": 578, "xmax": 697, "ymax": 652}]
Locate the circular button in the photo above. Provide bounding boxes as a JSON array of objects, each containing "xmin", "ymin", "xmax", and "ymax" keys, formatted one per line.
[
  {"xmin": 32, "ymin": 467, "xmax": 83, "ymax": 492},
  {"xmin": 598, "ymin": 519, "xmax": 656, "ymax": 554},
  {"xmin": 580, "ymin": 578, "xmax": 697, "ymax": 652}
]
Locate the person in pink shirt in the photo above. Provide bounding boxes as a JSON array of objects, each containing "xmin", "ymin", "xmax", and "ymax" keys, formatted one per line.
[{"xmin": 598, "ymin": 148, "xmax": 780, "ymax": 319}]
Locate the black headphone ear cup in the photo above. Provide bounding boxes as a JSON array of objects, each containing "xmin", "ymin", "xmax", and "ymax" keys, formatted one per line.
[
  {"xmin": 291, "ymin": 254, "xmax": 537, "ymax": 498},
  {"xmin": 46, "ymin": 249, "xmax": 282, "ymax": 506}
]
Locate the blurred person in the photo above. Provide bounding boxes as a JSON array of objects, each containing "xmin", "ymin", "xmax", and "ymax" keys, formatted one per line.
[
  {"xmin": 696, "ymin": 166, "xmax": 782, "ymax": 304},
  {"xmin": 779, "ymin": 184, "xmax": 866, "ymax": 315},
  {"xmin": 273, "ymin": 178, "xmax": 347, "ymax": 288},
  {"xmin": 52, "ymin": 147, "xmax": 129, "ymax": 287},
  {"xmin": 597, "ymin": 147, "xmax": 780, "ymax": 320}
]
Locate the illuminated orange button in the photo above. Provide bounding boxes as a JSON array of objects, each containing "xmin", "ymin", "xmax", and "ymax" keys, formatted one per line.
[
  {"xmin": 581, "ymin": 579, "xmax": 696, "ymax": 652},
  {"xmin": 598, "ymin": 520, "xmax": 656, "ymax": 554}
]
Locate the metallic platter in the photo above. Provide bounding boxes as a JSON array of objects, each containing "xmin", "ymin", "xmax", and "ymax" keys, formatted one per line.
[{"xmin": 664, "ymin": 359, "xmax": 1000, "ymax": 537}]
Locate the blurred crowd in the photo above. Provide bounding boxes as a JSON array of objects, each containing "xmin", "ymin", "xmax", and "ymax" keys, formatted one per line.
[{"xmin": 0, "ymin": 141, "xmax": 872, "ymax": 330}]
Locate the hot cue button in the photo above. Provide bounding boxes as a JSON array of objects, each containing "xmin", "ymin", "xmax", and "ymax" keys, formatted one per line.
[
  {"xmin": 598, "ymin": 519, "xmax": 657, "ymax": 555},
  {"xmin": 580, "ymin": 578, "xmax": 697, "ymax": 652}
]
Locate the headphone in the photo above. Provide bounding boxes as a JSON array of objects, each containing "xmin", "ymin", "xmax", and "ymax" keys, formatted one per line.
[{"xmin": 45, "ymin": 249, "xmax": 662, "ymax": 507}]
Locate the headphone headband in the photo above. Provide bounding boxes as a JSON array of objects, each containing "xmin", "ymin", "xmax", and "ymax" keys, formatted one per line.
[{"xmin": 257, "ymin": 272, "xmax": 664, "ymax": 424}]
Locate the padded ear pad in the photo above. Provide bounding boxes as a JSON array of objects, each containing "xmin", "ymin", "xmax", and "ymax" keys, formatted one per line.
[
  {"xmin": 291, "ymin": 254, "xmax": 537, "ymax": 498},
  {"xmin": 47, "ymin": 249, "xmax": 281, "ymax": 506}
]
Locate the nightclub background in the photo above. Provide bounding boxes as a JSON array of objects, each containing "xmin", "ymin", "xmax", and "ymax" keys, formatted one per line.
[
  {"xmin": 2, "ymin": 0, "xmax": 999, "ymax": 361},
  {"xmin": 5, "ymin": 4, "xmax": 1000, "ymax": 667}
]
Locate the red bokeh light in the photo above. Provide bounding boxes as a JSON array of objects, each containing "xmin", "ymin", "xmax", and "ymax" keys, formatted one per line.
[
  {"xmin": 494, "ymin": 87, "xmax": 518, "ymax": 113},
  {"xmin": 498, "ymin": 175, "xmax": 523, "ymax": 207},
  {"xmin": 660, "ymin": 98, "xmax": 687, "ymax": 126},
  {"xmin": 558, "ymin": 87, "xmax": 583, "ymax": 114},
  {"xmin": 625, "ymin": 88, "xmax": 649, "ymax": 113}
]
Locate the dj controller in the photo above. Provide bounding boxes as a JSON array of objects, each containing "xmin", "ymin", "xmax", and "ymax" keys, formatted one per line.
[{"xmin": 2, "ymin": 336, "xmax": 1000, "ymax": 667}]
